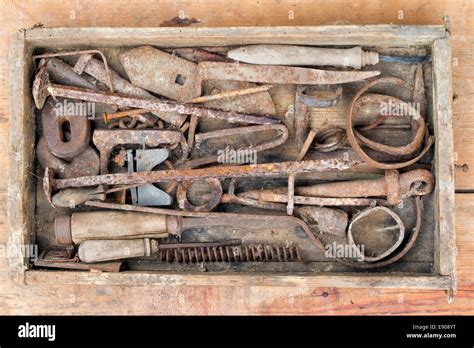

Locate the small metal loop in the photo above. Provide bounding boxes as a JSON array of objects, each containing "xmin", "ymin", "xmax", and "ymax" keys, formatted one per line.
[
  {"xmin": 118, "ymin": 117, "xmax": 138, "ymax": 129},
  {"xmin": 176, "ymin": 178, "xmax": 223, "ymax": 212},
  {"xmin": 298, "ymin": 85, "xmax": 343, "ymax": 108},
  {"xmin": 314, "ymin": 126, "xmax": 347, "ymax": 152}
]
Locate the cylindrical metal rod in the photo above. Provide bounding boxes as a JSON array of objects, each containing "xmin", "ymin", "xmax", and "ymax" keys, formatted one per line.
[
  {"xmin": 46, "ymin": 84, "xmax": 279, "ymax": 125},
  {"xmin": 48, "ymin": 157, "xmax": 362, "ymax": 190}
]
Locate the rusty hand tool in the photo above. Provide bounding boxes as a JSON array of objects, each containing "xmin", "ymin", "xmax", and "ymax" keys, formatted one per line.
[
  {"xmin": 55, "ymin": 211, "xmax": 177, "ymax": 245},
  {"xmin": 346, "ymin": 77, "xmax": 434, "ymax": 169},
  {"xmin": 180, "ymin": 123, "xmax": 289, "ymax": 168},
  {"xmin": 84, "ymin": 200, "xmax": 421, "ymax": 269},
  {"xmin": 78, "ymin": 238, "xmax": 302, "ymax": 263},
  {"xmin": 119, "ymin": 46, "xmax": 379, "ymax": 105},
  {"xmin": 228, "ymin": 45, "xmax": 428, "ymax": 67},
  {"xmin": 84, "ymin": 201, "xmax": 328, "ymax": 253},
  {"xmin": 32, "ymin": 66, "xmax": 279, "ymax": 125},
  {"xmin": 39, "ymin": 57, "xmax": 101, "ymax": 90},
  {"xmin": 199, "ymin": 61, "xmax": 380, "ymax": 85},
  {"xmin": 36, "ymin": 137, "xmax": 100, "ymax": 179},
  {"xmin": 56, "ymin": 207, "xmax": 309, "ymax": 246},
  {"xmin": 33, "ymin": 50, "xmax": 114, "ymax": 92},
  {"xmin": 38, "ymin": 57, "xmax": 118, "ymax": 115},
  {"xmin": 72, "ymin": 54, "xmax": 186, "ymax": 126},
  {"xmin": 34, "ymin": 247, "xmax": 124, "ymax": 272},
  {"xmin": 51, "ymin": 184, "xmax": 140, "ymax": 208},
  {"xmin": 42, "ymin": 155, "xmax": 363, "ymax": 205},
  {"xmin": 120, "ymin": 46, "xmax": 277, "ymax": 119},
  {"xmin": 92, "ymin": 129, "xmax": 181, "ymax": 174},
  {"xmin": 78, "ymin": 239, "xmax": 241, "ymax": 263},
  {"xmin": 41, "ymin": 97, "xmax": 91, "ymax": 159},
  {"xmin": 178, "ymin": 177, "xmax": 363, "ymax": 230},
  {"xmin": 228, "ymin": 45, "xmax": 379, "ymax": 68},
  {"xmin": 240, "ymin": 169, "xmax": 433, "ymax": 206}
]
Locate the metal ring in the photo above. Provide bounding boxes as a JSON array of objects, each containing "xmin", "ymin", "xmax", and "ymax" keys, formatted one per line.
[
  {"xmin": 176, "ymin": 178, "xmax": 223, "ymax": 212},
  {"xmin": 346, "ymin": 77, "xmax": 433, "ymax": 169},
  {"xmin": 347, "ymin": 206, "xmax": 405, "ymax": 263}
]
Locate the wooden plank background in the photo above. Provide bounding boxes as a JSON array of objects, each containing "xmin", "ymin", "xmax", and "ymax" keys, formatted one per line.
[{"xmin": 0, "ymin": 0, "xmax": 473, "ymax": 314}]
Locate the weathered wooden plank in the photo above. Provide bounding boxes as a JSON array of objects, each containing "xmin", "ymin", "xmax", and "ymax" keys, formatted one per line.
[
  {"xmin": 24, "ymin": 25, "xmax": 446, "ymax": 48},
  {"xmin": 25, "ymin": 271, "xmax": 453, "ymax": 290},
  {"xmin": 432, "ymin": 38, "xmax": 456, "ymax": 287},
  {"xmin": 7, "ymin": 29, "xmax": 34, "ymax": 284}
]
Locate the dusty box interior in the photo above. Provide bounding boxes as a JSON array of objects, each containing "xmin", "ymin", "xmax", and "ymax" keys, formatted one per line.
[{"xmin": 8, "ymin": 26, "xmax": 455, "ymax": 290}]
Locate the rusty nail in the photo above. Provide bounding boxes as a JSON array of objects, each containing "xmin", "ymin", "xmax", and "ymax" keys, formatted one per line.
[{"xmin": 186, "ymin": 85, "xmax": 272, "ymax": 104}]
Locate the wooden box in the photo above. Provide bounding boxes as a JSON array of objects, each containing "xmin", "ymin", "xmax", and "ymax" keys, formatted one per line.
[{"xmin": 8, "ymin": 26, "xmax": 456, "ymax": 294}]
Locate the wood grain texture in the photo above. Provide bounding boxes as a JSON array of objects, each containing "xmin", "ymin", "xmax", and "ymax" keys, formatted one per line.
[{"xmin": 0, "ymin": 0, "xmax": 473, "ymax": 314}]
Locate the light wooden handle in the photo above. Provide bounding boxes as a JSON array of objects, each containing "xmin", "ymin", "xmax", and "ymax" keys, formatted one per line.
[
  {"xmin": 71, "ymin": 211, "xmax": 175, "ymax": 244},
  {"xmin": 227, "ymin": 45, "xmax": 379, "ymax": 69},
  {"xmin": 78, "ymin": 238, "xmax": 156, "ymax": 263},
  {"xmin": 52, "ymin": 186, "xmax": 106, "ymax": 208}
]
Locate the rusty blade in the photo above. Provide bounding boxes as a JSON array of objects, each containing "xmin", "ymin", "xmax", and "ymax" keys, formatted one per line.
[
  {"xmin": 48, "ymin": 156, "xmax": 362, "ymax": 190},
  {"xmin": 199, "ymin": 62, "xmax": 381, "ymax": 85},
  {"xmin": 44, "ymin": 84, "xmax": 279, "ymax": 125}
]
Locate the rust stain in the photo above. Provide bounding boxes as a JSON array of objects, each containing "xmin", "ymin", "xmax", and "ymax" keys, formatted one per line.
[{"xmin": 159, "ymin": 16, "xmax": 201, "ymax": 27}]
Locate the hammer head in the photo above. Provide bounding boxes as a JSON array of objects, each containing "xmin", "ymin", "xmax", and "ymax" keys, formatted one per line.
[{"xmin": 32, "ymin": 66, "xmax": 51, "ymax": 109}]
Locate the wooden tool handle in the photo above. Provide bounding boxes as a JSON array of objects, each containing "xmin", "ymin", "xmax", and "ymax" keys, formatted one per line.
[
  {"xmin": 227, "ymin": 45, "xmax": 379, "ymax": 69},
  {"xmin": 78, "ymin": 239, "xmax": 156, "ymax": 263},
  {"xmin": 71, "ymin": 211, "xmax": 176, "ymax": 244},
  {"xmin": 52, "ymin": 186, "xmax": 106, "ymax": 208}
]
